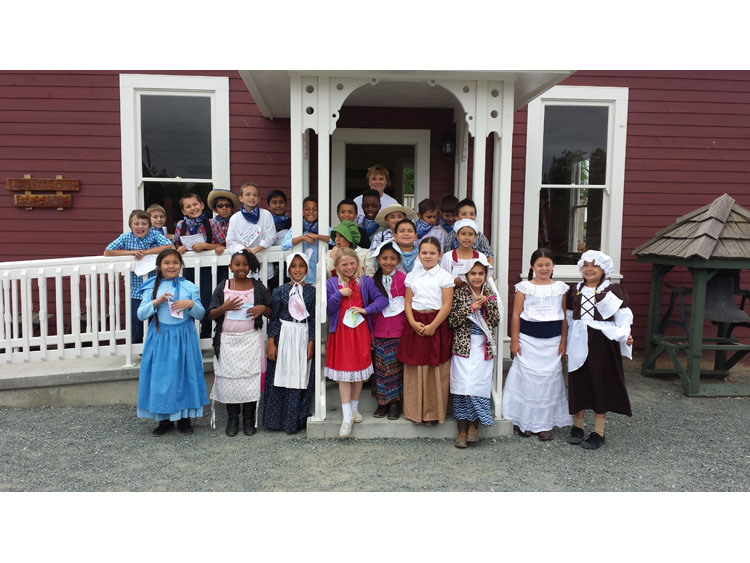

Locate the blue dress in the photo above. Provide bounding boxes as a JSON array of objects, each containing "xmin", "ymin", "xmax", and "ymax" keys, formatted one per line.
[{"xmin": 136, "ymin": 277, "xmax": 209, "ymax": 421}]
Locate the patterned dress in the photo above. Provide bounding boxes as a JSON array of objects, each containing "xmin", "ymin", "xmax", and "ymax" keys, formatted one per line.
[{"xmin": 262, "ymin": 283, "xmax": 316, "ymax": 433}]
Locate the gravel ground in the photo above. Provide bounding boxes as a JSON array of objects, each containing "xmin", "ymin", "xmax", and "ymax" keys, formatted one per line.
[{"xmin": 1, "ymin": 355, "xmax": 748, "ymax": 492}]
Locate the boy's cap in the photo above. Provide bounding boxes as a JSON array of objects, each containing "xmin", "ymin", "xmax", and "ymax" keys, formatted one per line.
[
  {"xmin": 207, "ymin": 189, "xmax": 240, "ymax": 211},
  {"xmin": 331, "ymin": 220, "xmax": 361, "ymax": 246},
  {"xmin": 375, "ymin": 204, "xmax": 416, "ymax": 227}
]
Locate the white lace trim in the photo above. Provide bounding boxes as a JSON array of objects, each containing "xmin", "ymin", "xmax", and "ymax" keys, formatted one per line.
[
  {"xmin": 575, "ymin": 279, "xmax": 611, "ymax": 293},
  {"xmin": 515, "ymin": 280, "xmax": 568, "ymax": 297}
]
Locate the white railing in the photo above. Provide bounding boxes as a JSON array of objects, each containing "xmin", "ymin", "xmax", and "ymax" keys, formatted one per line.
[{"xmin": 0, "ymin": 248, "xmax": 288, "ymax": 366}]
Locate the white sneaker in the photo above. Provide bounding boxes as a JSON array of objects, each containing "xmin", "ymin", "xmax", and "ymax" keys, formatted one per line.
[
  {"xmin": 352, "ymin": 410, "xmax": 363, "ymax": 423},
  {"xmin": 339, "ymin": 419, "xmax": 353, "ymax": 438}
]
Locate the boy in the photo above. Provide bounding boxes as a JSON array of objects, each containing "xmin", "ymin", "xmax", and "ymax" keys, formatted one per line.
[
  {"xmin": 225, "ymin": 182, "xmax": 277, "ymax": 276},
  {"xmin": 207, "ymin": 188, "xmax": 241, "ymax": 256},
  {"xmin": 357, "ymin": 189, "xmax": 382, "ymax": 240},
  {"xmin": 267, "ymin": 189, "xmax": 291, "ymax": 246},
  {"xmin": 393, "ymin": 218, "xmax": 419, "ymax": 273},
  {"xmin": 415, "ymin": 198, "xmax": 447, "ymax": 251},
  {"xmin": 281, "ymin": 196, "xmax": 328, "ymax": 284},
  {"xmin": 104, "ymin": 209, "xmax": 172, "ymax": 343},
  {"xmin": 370, "ymin": 203, "xmax": 415, "ymax": 253},
  {"xmin": 450, "ymin": 198, "xmax": 494, "ymax": 265},
  {"xmin": 336, "ymin": 198, "xmax": 372, "ymax": 250},
  {"xmin": 146, "ymin": 203, "xmax": 173, "ymax": 241},
  {"xmin": 174, "ymin": 192, "xmax": 224, "ymax": 338},
  {"xmin": 439, "ymin": 194, "xmax": 459, "ymax": 236}
]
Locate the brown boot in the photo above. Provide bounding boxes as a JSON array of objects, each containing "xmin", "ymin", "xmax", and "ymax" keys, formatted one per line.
[
  {"xmin": 466, "ymin": 420, "xmax": 480, "ymax": 443},
  {"xmin": 455, "ymin": 420, "xmax": 469, "ymax": 448}
]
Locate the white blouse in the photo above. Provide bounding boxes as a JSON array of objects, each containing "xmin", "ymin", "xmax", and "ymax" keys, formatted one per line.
[
  {"xmin": 515, "ymin": 280, "xmax": 568, "ymax": 322},
  {"xmin": 405, "ymin": 264, "xmax": 454, "ymax": 311},
  {"xmin": 440, "ymin": 249, "xmax": 489, "ymax": 282},
  {"xmin": 225, "ymin": 208, "xmax": 277, "ymax": 255}
]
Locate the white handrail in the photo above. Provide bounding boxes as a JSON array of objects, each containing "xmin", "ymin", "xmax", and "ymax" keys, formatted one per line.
[{"xmin": 0, "ymin": 247, "xmax": 293, "ymax": 365}]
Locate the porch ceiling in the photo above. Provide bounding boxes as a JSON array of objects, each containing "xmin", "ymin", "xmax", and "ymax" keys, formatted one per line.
[{"xmin": 239, "ymin": 70, "xmax": 572, "ymax": 118}]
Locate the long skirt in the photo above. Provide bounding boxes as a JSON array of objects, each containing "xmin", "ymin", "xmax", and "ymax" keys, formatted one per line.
[
  {"xmin": 210, "ymin": 330, "xmax": 262, "ymax": 404},
  {"xmin": 502, "ymin": 332, "xmax": 571, "ymax": 433},
  {"xmin": 568, "ymin": 327, "xmax": 632, "ymax": 416},
  {"xmin": 453, "ymin": 395, "xmax": 494, "ymax": 426},
  {"xmin": 263, "ymin": 356, "xmax": 315, "ymax": 434},
  {"xmin": 137, "ymin": 320, "xmax": 208, "ymax": 421},
  {"xmin": 402, "ymin": 362, "xmax": 451, "ymax": 423},
  {"xmin": 373, "ymin": 337, "xmax": 403, "ymax": 405}
]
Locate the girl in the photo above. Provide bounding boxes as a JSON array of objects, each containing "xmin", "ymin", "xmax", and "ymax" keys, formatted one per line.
[
  {"xmin": 325, "ymin": 220, "xmax": 375, "ymax": 277},
  {"xmin": 370, "ymin": 241, "xmax": 407, "ymax": 420},
  {"xmin": 440, "ymin": 219, "xmax": 488, "ymax": 288},
  {"xmin": 448, "ymin": 257, "xmax": 499, "ymax": 448},
  {"xmin": 502, "ymin": 248, "xmax": 572, "ymax": 441},
  {"xmin": 396, "ymin": 237, "xmax": 455, "ymax": 425},
  {"xmin": 263, "ymin": 251, "xmax": 317, "ymax": 434},
  {"xmin": 325, "ymin": 248, "xmax": 388, "ymax": 438},
  {"xmin": 137, "ymin": 248, "xmax": 208, "ymax": 436},
  {"xmin": 566, "ymin": 250, "xmax": 634, "ymax": 450},
  {"xmin": 393, "ymin": 218, "xmax": 419, "ymax": 274},
  {"xmin": 207, "ymin": 250, "xmax": 272, "ymax": 437},
  {"xmin": 225, "ymin": 182, "xmax": 277, "ymax": 281}
]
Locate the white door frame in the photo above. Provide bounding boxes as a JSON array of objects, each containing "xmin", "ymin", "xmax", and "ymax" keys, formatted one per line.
[{"xmin": 331, "ymin": 128, "xmax": 430, "ymax": 223}]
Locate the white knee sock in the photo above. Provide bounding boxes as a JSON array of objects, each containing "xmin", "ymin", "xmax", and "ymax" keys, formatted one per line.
[
  {"xmin": 351, "ymin": 399, "xmax": 359, "ymax": 414},
  {"xmin": 342, "ymin": 402, "xmax": 352, "ymax": 423}
]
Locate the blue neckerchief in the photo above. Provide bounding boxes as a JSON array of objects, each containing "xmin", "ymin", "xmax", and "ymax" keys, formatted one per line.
[
  {"xmin": 440, "ymin": 218, "xmax": 454, "ymax": 234},
  {"xmin": 272, "ymin": 213, "xmax": 291, "ymax": 231},
  {"xmin": 401, "ymin": 247, "xmax": 418, "ymax": 272},
  {"xmin": 240, "ymin": 204, "xmax": 260, "ymax": 224},
  {"xmin": 214, "ymin": 216, "xmax": 230, "ymax": 229},
  {"xmin": 361, "ymin": 216, "xmax": 380, "ymax": 236},
  {"xmin": 415, "ymin": 218, "xmax": 432, "ymax": 239},
  {"xmin": 303, "ymin": 218, "xmax": 318, "ymax": 234},
  {"xmin": 184, "ymin": 213, "xmax": 206, "ymax": 235},
  {"xmin": 139, "ymin": 276, "xmax": 183, "ymax": 301}
]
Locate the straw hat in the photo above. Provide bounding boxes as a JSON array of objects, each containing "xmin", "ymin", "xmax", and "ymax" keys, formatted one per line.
[
  {"xmin": 375, "ymin": 204, "xmax": 416, "ymax": 227},
  {"xmin": 207, "ymin": 189, "xmax": 240, "ymax": 211}
]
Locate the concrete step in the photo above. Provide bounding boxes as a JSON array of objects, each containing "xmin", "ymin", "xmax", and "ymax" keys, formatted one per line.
[{"xmin": 306, "ymin": 380, "xmax": 512, "ymax": 439}]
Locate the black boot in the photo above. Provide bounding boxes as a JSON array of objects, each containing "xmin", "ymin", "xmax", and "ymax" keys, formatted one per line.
[
  {"xmin": 226, "ymin": 404, "xmax": 240, "ymax": 437},
  {"xmin": 243, "ymin": 402, "xmax": 257, "ymax": 436}
]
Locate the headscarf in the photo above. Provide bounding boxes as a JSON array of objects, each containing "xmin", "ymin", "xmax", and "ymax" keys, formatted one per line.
[{"xmin": 285, "ymin": 250, "xmax": 312, "ymax": 321}]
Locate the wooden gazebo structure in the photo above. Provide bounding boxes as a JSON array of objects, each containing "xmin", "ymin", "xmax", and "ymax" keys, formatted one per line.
[{"xmin": 634, "ymin": 193, "xmax": 750, "ymax": 396}]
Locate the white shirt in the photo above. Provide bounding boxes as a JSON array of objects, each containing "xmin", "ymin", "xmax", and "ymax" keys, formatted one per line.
[
  {"xmin": 439, "ymin": 249, "xmax": 489, "ymax": 283},
  {"xmin": 515, "ymin": 280, "xmax": 568, "ymax": 322},
  {"xmin": 354, "ymin": 192, "xmax": 399, "ymax": 223},
  {"xmin": 225, "ymin": 208, "xmax": 277, "ymax": 279},
  {"xmin": 405, "ymin": 264, "xmax": 454, "ymax": 311}
]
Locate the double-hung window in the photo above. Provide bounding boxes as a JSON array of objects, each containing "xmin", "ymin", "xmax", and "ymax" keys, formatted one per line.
[
  {"xmin": 522, "ymin": 85, "xmax": 628, "ymax": 280},
  {"xmin": 119, "ymin": 74, "xmax": 230, "ymax": 231}
]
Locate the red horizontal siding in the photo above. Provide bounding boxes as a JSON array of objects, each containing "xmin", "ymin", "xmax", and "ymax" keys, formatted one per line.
[{"xmin": 507, "ymin": 70, "xmax": 750, "ymax": 353}]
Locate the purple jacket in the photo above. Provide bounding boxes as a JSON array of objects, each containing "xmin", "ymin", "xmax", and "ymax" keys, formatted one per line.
[{"xmin": 326, "ymin": 275, "xmax": 388, "ymax": 336}]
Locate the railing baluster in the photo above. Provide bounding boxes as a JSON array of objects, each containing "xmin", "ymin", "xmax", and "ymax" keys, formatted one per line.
[
  {"xmin": 38, "ymin": 270, "xmax": 49, "ymax": 360},
  {"xmin": 11, "ymin": 278, "xmax": 19, "ymax": 353},
  {"xmin": 54, "ymin": 268, "xmax": 64, "ymax": 360},
  {"xmin": 107, "ymin": 265, "xmax": 116, "ymax": 355},
  {"xmin": 71, "ymin": 268, "xmax": 82, "ymax": 358},
  {"xmin": 20, "ymin": 272, "xmax": 31, "ymax": 361},
  {"xmin": 90, "ymin": 267, "xmax": 99, "ymax": 356},
  {"xmin": 1, "ymin": 273, "xmax": 10, "ymax": 363}
]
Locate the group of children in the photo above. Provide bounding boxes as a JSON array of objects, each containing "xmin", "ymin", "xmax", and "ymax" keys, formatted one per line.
[{"xmin": 111, "ymin": 174, "xmax": 633, "ymax": 450}]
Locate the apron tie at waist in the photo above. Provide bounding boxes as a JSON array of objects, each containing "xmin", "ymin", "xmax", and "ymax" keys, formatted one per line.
[{"xmin": 520, "ymin": 318, "xmax": 562, "ymax": 338}]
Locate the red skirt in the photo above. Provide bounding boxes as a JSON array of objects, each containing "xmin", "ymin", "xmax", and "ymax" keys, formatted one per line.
[{"xmin": 396, "ymin": 310, "xmax": 452, "ymax": 367}]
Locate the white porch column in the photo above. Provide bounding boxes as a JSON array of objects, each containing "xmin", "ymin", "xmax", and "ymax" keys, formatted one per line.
[
  {"xmin": 471, "ymin": 80, "xmax": 489, "ymax": 231},
  {"xmin": 454, "ymin": 116, "xmax": 469, "ymax": 199},
  {"xmin": 489, "ymin": 81, "xmax": 515, "ymax": 419},
  {"xmin": 289, "ymin": 75, "xmax": 305, "ymax": 239}
]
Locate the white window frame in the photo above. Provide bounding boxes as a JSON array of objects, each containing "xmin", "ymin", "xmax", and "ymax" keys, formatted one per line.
[
  {"xmin": 522, "ymin": 85, "xmax": 628, "ymax": 281},
  {"xmin": 119, "ymin": 74, "xmax": 230, "ymax": 231},
  {"xmin": 331, "ymin": 128, "xmax": 430, "ymax": 223}
]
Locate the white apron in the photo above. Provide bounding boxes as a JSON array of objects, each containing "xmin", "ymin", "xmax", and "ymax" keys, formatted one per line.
[
  {"xmin": 450, "ymin": 333, "xmax": 493, "ymax": 398},
  {"xmin": 274, "ymin": 320, "xmax": 311, "ymax": 389}
]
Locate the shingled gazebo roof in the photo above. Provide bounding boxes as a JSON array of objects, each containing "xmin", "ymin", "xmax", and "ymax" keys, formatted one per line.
[{"xmin": 633, "ymin": 193, "xmax": 750, "ymax": 260}]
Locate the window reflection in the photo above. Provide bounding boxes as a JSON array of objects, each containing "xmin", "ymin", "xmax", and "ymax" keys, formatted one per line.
[
  {"xmin": 538, "ymin": 187, "xmax": 603, "ymax": 265},
  {"xmin": 141, "ymin": 95, "xmax": 212, "ymax": 179},
  {"xmin": 542, "ymin": 106, "xmax": 608, "ymax": 185}
]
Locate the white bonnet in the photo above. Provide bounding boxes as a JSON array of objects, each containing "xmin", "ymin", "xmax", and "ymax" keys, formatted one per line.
[
  {"xmin": 457, "ymin": 253, "xmax": 495, "ymax": 279},
  {"xmin": 577, "ymin": 250, "xmax": 613, "ymax": 279},
  {"xmin": 285, "ymin": 250, "xmax": 313, "ymax": 276},
  {"xmin": 453, "ymin": 218, "xmax": 479, "ymax": 234},
  {"xmin": 371, "ymin": 240, "xmax": 403, "ymax": 261}
]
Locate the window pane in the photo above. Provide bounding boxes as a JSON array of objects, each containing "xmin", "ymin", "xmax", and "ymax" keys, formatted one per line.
[
  {"xmin": 144, "ymin": 182, "xmax": 214, "ymax": 232},
  {"xmin": 538, "ymin": 187, "xmax": 603, "ymax": 265},
  {"xmin": 141, "ymin": 95, "xmax": 212, "ymax": 179},
  {"xmin": 542, "ymin": 106, "xmax": 608, "ymax": 185}
]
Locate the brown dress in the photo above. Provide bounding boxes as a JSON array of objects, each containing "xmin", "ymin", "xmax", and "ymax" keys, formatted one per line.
[{"xmin": 566, "ymin": 283, "xmax": 633, "ymax": 417}]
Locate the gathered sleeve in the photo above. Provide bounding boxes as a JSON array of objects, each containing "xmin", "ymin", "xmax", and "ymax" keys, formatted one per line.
[
  {"xmin": 268, "ymin": 286, "xmax": 284, "ymax": 341},
  {"xmin": 326, "ymin": 277, "xmax": 343, "ymax": 319},
  {"xmin": 362, "ymin": 276, "xmax": 388, "ymax": 316},
  {"xmin": 280, "ymin": 229, "xmax": 294, "ymax": 251},
  {"xmin": 185, "ymin": 283, "xmax": 205, "ymax": 320},
  {"xmin": 137, "ymin": 291, "xmax": 156, "ymax": 321},
  {"xmin": 258, "ymin": 210, "xmax": 278, "ymax": 249}
]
